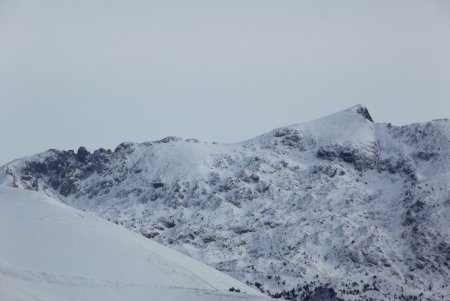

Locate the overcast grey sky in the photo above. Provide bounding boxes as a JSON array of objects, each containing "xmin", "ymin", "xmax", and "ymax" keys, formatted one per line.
[{"xmin": 1, "ymin": 0, "xmax": 450, "ymax": 164}]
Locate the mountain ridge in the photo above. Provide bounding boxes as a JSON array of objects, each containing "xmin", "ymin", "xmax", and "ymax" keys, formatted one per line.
[{"xmin": 2, "ymin": 105, "xmax": 449, "ymax": 300}]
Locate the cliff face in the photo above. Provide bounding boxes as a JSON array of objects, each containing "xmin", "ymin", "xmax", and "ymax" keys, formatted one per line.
[{"xmin": 2, "ymin": 105, "xmax": 450, "ymax": 300}]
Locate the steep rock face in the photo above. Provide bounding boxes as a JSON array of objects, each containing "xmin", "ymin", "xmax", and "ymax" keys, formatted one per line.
[{"xmin": 2, "ymin": 105, "xmax": 450, "ymax": 300}]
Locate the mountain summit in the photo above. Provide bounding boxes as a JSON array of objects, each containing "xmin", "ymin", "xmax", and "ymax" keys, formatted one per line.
[
  {"xmin": 351, "ymin": 104, "xmax": 374, "ymax": 122},
  {"xmin": 2, "ymin": 106, "xmax": 449, "ymax": 300}
]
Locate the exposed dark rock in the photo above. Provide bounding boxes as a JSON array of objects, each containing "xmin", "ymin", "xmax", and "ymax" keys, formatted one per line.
[
  {"xmin": 114, "ymin": 142, "xmax": 134, "ymax": 153},
  {"xmin": 317, "ymin": 147, "xmax": 337, "ymax": 161},
  {"xmin": 339, "ymin": 149, "xmax": 355, "ymax": 164},
  {"xmin": 186, "ymin": 138, "xmax": 200, "ymax": 143},
  {"xmin": 305, "ymin": 287, "xmax": 343, "ymax": 301},
  {"xmin": 142, "ymin": 232, "xmax": 159, "ymax": 239},
  {"xmin": 274, "ymin": 128, "xmax": 305, "ymax": 149},
  {"xmin": 413, "ymin": 152, "xmax": 437, "ymax": 161},
  {"xmin": 162, "ymin": 220, "xmax": 176, "ymax": 228},
  {"xmin": 411, "ymin": 200, "xmax": 425, "ymax": 212},
  {"xmin": 354, "ymin": 105, "xmax": 374, "ymax": 122},
  {"xmin": 26, "ymin": 161, "xmax": 48, "ymax": 175},
  {"xmin": 59, "ymin": 179, "xmax": 78, "ymax": 196},
  {"xmin": 274, "ymin": 128, "xmax": 291, "ymax": 138},
  {"xmin": 76, "ymin": 147, "xmax": 90, "ymax": 162},
  {"xmin": 154, "ymin": 136, "xmax": 182, "ymax": 143},
  {"xmin": 152, "ymin": 182, "xmax": 164, "ymax": 189}
]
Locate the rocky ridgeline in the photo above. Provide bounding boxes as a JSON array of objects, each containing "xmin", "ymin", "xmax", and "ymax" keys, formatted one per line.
[{"xmin": 2, "ymin": 105, "xmax": 450, "ymax": 300}]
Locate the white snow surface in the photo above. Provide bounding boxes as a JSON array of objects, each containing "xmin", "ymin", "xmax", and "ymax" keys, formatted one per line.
[
  {"xmin": 2, "ymin": 105, "xmax": 450, "ymax": 300},
  {"xmin": 0, "ymin": 187, "xmax": 266, "ymax": 301}
]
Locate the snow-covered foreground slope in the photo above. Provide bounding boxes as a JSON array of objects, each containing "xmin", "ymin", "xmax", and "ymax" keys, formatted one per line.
[
  {"xmin": 2, "ymin": 105, "xmax": 450, "ymax": 300},
  {"xmin": 0, "ymin": 187, "xmax": 266, "ymax": 301}
]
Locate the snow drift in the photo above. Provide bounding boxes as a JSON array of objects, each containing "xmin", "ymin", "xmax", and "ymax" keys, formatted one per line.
[{"xmin": 0, "ymin": 187, "xmax": 266, "ymax": 301}]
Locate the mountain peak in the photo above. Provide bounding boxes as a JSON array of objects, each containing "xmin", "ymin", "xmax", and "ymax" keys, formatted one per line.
[{"xmin": 349, "ymin": 104, "xmax": 373, "ymax": 122}]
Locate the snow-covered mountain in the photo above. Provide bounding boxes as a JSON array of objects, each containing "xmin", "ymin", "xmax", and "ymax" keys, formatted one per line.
[
  {"xmin": 0, "ymin": 187, "xmax": 266, "ymax": 301},
  {"xmin": 2, "ymin": 105, "xmax": 450, "ymax": 300}
]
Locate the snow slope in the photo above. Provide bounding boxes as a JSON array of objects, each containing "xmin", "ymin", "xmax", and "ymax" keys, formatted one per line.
[
  {"xmin": 2, "ymin": 105, "xmax": 450, "ymax": 300},
  {"xmin": 0, "ymin": 187, "xmax": 266, "ymax": 301}
]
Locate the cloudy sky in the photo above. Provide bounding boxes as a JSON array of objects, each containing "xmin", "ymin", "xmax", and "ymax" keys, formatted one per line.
[{"xmin": 1, "ymin": 0, "xmax": 450, "ymax": 164}]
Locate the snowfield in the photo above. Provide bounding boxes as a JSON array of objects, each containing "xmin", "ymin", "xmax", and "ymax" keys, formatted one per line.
[
  {"xmin": 0, "ymin": 187, "xmax": 266, "ymax": 301},
  {"xmin": 2, "ymin": 105, "xmax": 450, "ymax": 300}
]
